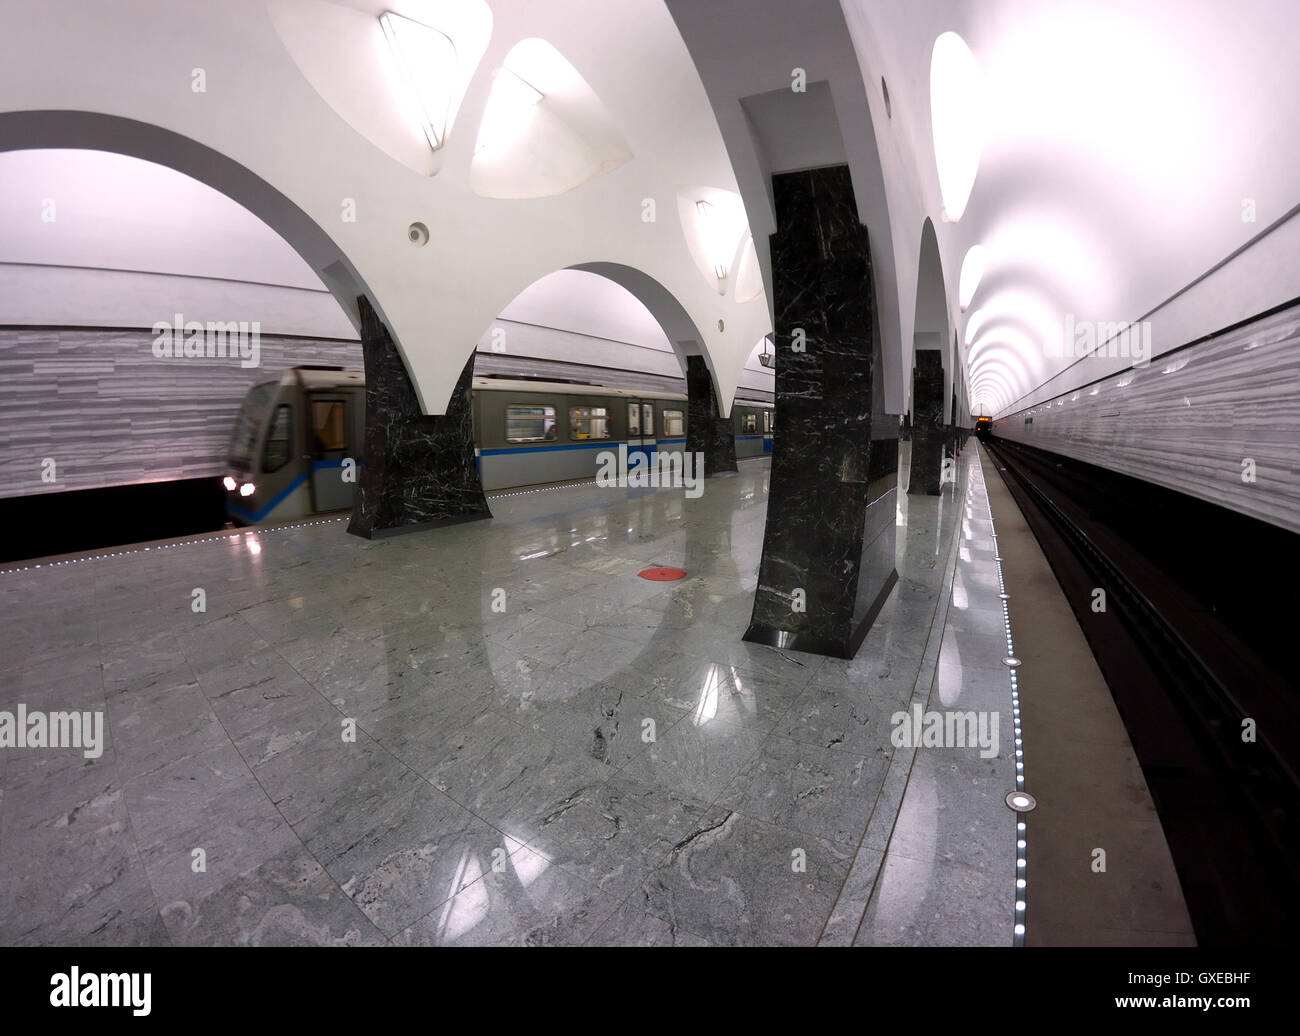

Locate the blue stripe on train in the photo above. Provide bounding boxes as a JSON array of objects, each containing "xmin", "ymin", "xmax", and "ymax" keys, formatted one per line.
[
  {"xmin": 234, "ymin": 436, "xmax": 770, "ymax": 523},
  {"xmin": 480, "ymin": 440, "xmax": 636, "ymax": 457},
  {"xmin": 227, "ymin": 459, "xmax": 350, "ymax": 524}
]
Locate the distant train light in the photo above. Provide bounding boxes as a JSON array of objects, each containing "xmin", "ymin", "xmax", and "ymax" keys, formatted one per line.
[
  {"xmin": 239, "ymin": 483, "xmax": 256, "ymax": 497},
  {"xmin": 223, "ymin": 476, "xmax": 237, "ymax": 492}
]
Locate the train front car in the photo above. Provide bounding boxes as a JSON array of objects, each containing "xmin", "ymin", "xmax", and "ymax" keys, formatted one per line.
[
  {"xmin": 223, "ymin": 368, "xmax": 364, "ymax": 526},
  {"xmin": 224, "ymin": 378, "xmax": 284, "ymax": 525}
]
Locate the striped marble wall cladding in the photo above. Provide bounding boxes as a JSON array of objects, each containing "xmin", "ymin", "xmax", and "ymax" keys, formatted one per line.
[
  {"xmin": 0, "ymin": 328, "xmax": 363, "ymax": 499},
  {"xmin": 991, "ymin": 302, "xmax": 1300, "ymax": 534}
]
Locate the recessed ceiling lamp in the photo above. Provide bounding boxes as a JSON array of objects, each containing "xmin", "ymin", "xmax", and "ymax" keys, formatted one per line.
[
  {"xmin": 959, "ymin": 245, "xmax": 988, "ymax": 311},
  {"xmin": 475, "ymin": 68, "xmax": 543, "ymax": 154},
  {"xmin": 695, "ymin": 200, "xmax": 730, "ymax": 279},
  {"xmin": 379, "ymin": 11, "xmax": 460, "ymax": 152},
  {"xmin": 930, "ymin": 31, "xmax": 984, "ymax": 222}
]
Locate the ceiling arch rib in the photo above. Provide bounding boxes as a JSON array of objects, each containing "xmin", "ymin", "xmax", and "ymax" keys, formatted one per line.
[
  {"xmin": 974, "ymin": 371, "xmax": 1017, "ymax": 405},
  {"xmin": 0, "ymin": 109, "xmax": 377, "ymax": 334},
  {"xmin": 0, "ymin": 0, "xmax": 773, "ymax": 416},
  {"xmin": 912, "ymin": 216, "xmax": 956, "ymax": 419}
]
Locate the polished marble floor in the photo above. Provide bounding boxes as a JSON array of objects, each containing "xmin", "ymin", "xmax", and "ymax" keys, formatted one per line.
[{"xmin": 0, "ymin": 446, "xmax": 1015, "ymax": 946}]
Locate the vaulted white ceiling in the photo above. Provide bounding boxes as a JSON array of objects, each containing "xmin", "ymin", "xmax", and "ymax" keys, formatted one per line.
[
  {"xmin": 841, "ymin": 0, "xmax": 1300, "ymax": 417},
  {"xmin": 0, "ymin": 0, "xmax": 771, "ymax": 415},
  {"xmin": 2, "ymin": 0, "xmax": 1298, "ymax": 423}
]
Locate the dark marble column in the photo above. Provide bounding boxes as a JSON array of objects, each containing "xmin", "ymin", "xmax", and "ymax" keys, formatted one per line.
[
  {"xmin": 949, "ymin": 389, "xmax": 961, "ymax": 454},
  {"xmin": 348, "ymin": 296, "xmax": 491, "ymax": 539},
  {"xmin": 743, "ymin": 165, "xmax": 897, "ymax": 659},
  {"xmin": 908, "ymin": 350, "xmax": 945, "ymax": 495},
  {"xmin": 685, "ymin": 355, "xmax": 738, "ymax": 477}
]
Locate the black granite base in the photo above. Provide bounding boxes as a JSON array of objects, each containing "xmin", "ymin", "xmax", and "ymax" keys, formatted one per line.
[
  {"xmin": 685, "ymin": 355, "xmax": 738, "ymax": 477},
  {"xmin": 908, "ymin": 350, "xmax": 944, "ymax": 495},
  {"xmin": 742, "ymin": 165, "xmax": 897, "ymax": 659},
  {"xmin": 744, "ymin": 570, "xmax": 896, "ymax": 658},
  {"xmin": 348, "ymin": 296, "xmax": 491, "ymax": 539}
]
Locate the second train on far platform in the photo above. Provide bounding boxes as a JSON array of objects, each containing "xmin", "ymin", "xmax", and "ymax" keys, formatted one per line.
[{"xmin": 223, "ymin": 367, "xmax": 774, "ymax": 525}]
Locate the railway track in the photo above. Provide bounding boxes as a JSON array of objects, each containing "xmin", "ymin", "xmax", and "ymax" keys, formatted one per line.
[{"xmin": 982, "ymin": 436, "xmax": 1300, "ymax": 946}]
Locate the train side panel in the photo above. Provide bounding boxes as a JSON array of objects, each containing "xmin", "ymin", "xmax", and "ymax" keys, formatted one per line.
[{"xmin": 478, "ymin": 388, "xmax": 623, "ymax": 491}]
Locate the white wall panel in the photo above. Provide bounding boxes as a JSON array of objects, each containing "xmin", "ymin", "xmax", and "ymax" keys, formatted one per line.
[{"xmin": 992, "ymin": 302, "xmax": 1300, "ymax": 533}]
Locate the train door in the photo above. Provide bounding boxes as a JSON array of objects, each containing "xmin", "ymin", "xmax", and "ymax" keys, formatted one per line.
[
  {"xmin": 307, "ymin": 393, "xmax": 354, "ymax": 512},
  {"xmin": 626, "ymin": 398, "xmax": 656, "ymax": 468}
]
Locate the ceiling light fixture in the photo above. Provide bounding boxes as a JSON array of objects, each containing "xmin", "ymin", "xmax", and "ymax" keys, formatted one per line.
[
  {"xmin": 964, "ymin": 307, "xmax": 989, "ymax": 346},
  {"xmin": 475, "ymin": 67, "xmax": 543, "ymax": 154},
  {"xmin": 930, "ymin": 32, "xmax": 984, "ymax": 222},
  {"xmin": 959, "ymin": 245, "xmax": 988, "ymax": 311},
  {"xmin": 695, "ymin": 200, "xmax": 731, "ymax": 279},
  {"xmin": 380, "ymin": 11, "xmax": 459, "ymax": 152}
]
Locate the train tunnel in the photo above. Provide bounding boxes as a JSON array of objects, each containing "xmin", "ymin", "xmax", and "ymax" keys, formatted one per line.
[{"xmin": 0, "ymin": 0, "xmax": 1294, "ymax": 1013}]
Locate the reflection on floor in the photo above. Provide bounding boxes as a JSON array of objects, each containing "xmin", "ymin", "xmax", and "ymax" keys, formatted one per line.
[{"xmin": 0, "ymin": 448, "xmax": 1014, "ymax": 946}]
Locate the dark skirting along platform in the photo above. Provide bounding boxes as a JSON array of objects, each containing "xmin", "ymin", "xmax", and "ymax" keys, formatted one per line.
[
  {"xmin": 743, "ymin": 165, "xmax": 898, "ymax": 659},
  {"xmin": 348, "ymin": 296, "xmax": 491, "ymax": 540},
  {"xmin": 685, "ymin": 354, "xmax": 738, "ymax": 477}
]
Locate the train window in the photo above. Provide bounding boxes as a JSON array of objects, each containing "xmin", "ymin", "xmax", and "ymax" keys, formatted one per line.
[
  {"xmin": 663, "ymin": 409, "xmax": 685, "ymax": 437},
  {"xmin": 742, "ymin": 412, "xmax": 758, "ymax": 433},
  {"xmin": 262, "ymin": 404, "xmax": 293, "ymax": 473},
  {"xmin": 506, "ymin": 405, "xmax": 557, "ymax": 443},
  {"xmin": 230, "ymin": 381, "xmax": 277, "ymax": 464},
  {"xmin": 642, "ymin": 403, "xmax": 654, "ymax": 436},
  {"xmin": 627, "ymin": 402, "xmax": 640, "ymax": 436},
  {"xmin": 311, "ymin": 400, "xmax": 347, "ymax": 453},
  {"xmin": 569, "ymin": 406, "xmax": 611, "ymax": 440},
  {"xmin": 763, "ymin": 411, "xmax": 772, "ymax": 434}
]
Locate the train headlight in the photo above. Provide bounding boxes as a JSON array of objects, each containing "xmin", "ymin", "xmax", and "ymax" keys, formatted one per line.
[
  {"xmin": 239, "ymin": 483, "xmax": 256, "ymax": 497},
  {"xmin": 223, "ymin": 476, "xmax": 238, "ymax": 492}
]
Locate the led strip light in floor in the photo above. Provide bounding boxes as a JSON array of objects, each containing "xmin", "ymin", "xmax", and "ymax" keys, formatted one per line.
[
  {"xmin": 977, "ymin": 454, "xmax": 1031, "ymax": 948},
  {"xmin": 0, "ymin": 517, "xmax": 349, "ymax": 576}
]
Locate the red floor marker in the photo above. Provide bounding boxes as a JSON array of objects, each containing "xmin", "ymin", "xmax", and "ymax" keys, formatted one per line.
[{"xmin": 639, "ymin": 566, "xmax": 687, "ymax": 581}]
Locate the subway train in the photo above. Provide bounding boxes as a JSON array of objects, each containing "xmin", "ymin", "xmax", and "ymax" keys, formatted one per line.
[{"xmin": 224, "ymin": 367, "xmax": 774, "ymax": 524}]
